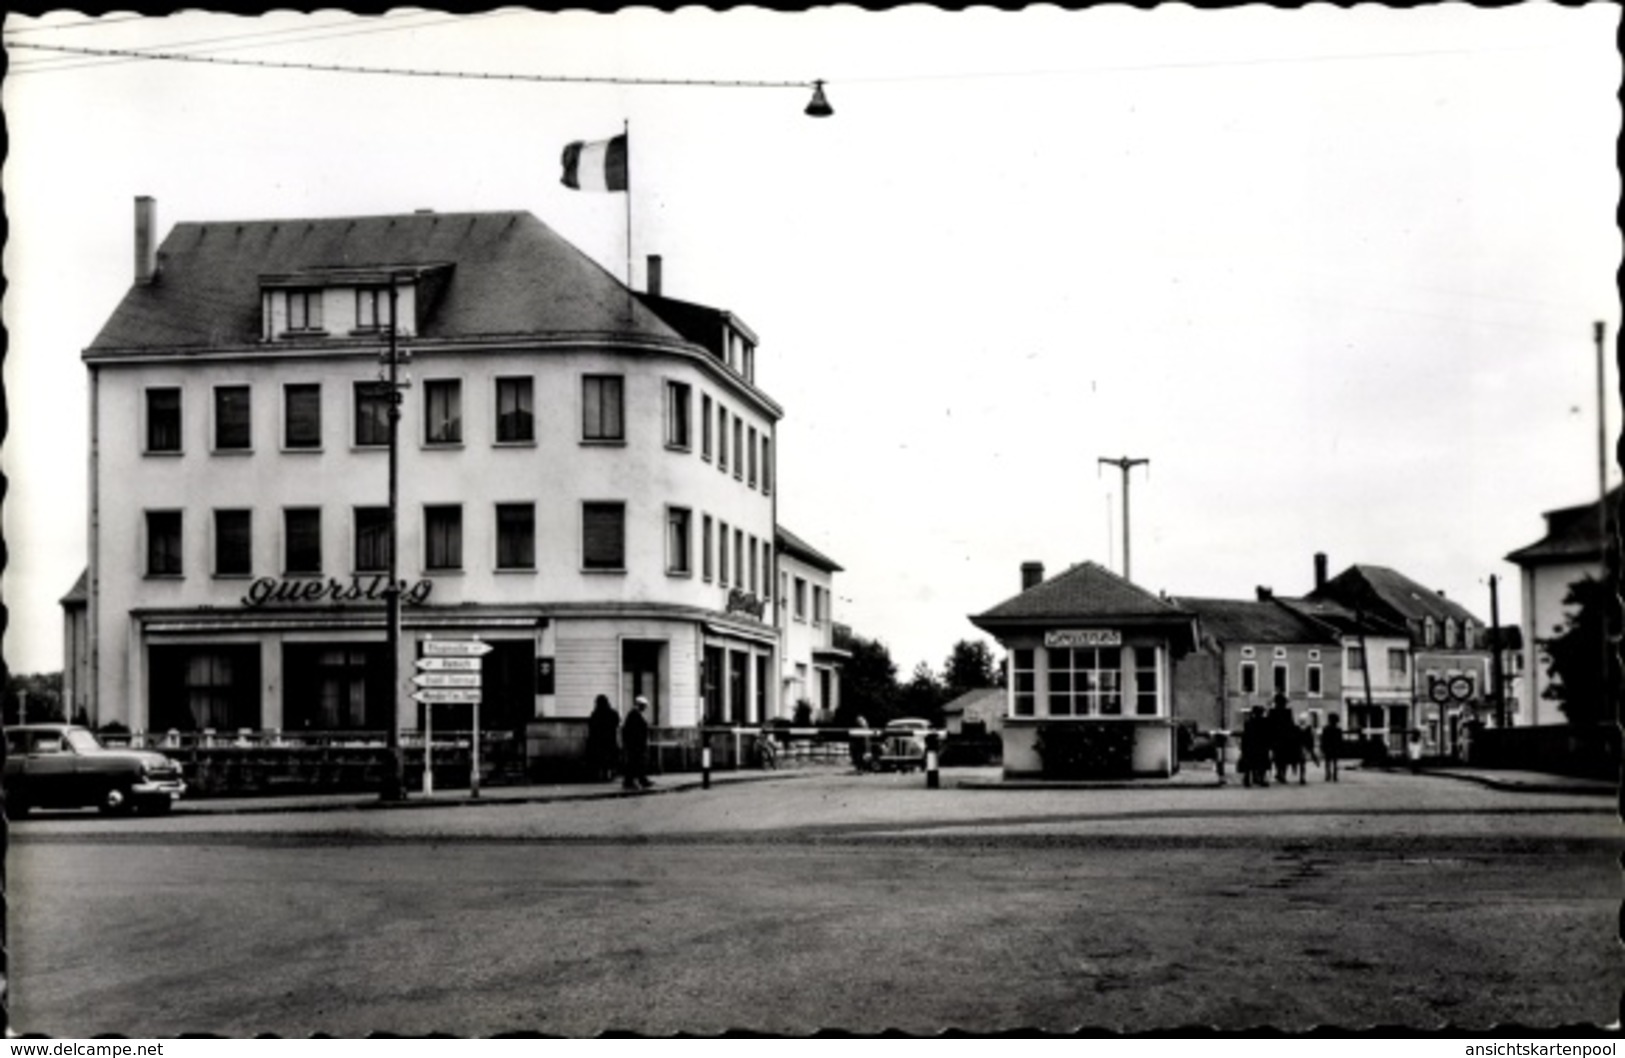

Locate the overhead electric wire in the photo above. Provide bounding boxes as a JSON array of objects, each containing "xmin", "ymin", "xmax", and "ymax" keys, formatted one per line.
[
  {"xmin": 4, "ymin": 38, "xmax": 821, "ymax": 89},
  {"xmin": 2, "ymin": 13, "xmax": 150, "ymax": 34},
  {"xmin": 5, "ymin": 12, "xmax": 511, "ymax": 75}
]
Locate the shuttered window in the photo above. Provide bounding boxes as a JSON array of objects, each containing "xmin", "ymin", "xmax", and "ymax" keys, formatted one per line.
[
  {"xmin": 215, "ymin": 386, "xmax": 251, "ymax": 450},
  {"xmin": 215, "ymin": 509, "xmax": 252, "ymax": 576},
  {"xmin": 284, "ymin": 384, "xmax": 321, "ymax": 449},
  {"xmin": 285, "ymin": 508, "xmax": 322, "ymax": 574},
  {"xmin": 582, "ymin": 502, "xmax": 625, "ymax": 570}
]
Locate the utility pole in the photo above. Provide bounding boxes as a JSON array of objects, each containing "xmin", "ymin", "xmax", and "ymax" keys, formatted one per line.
[
  {"xmin": 1098, "ymin": 456, "xmax": 1149, "ymax": 580},
  {"xmin": 379, "ymin": 276, "xmax": 409, "ymax": 802},
  {"xmin": 1488, "ymin": 574, "xmax": 1506, "ymax": 730}
]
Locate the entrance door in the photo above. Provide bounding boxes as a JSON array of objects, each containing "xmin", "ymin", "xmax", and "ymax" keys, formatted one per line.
[
  {"xmin": 703, "ymin": 646, "xmax": 724, "ymax": 725},
  {"xmin": 621, "ymin": 641, "xmax": 663, "ymax": 726},
  {"xmin": 728, "ymin": 650, "xmax": 748, "ymax": 724}
]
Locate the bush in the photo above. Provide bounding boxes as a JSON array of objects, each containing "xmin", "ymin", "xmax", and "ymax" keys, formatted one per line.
[{"xmin": 1034, "ymin": 722, "xmax": 1135, "ymax": 779}]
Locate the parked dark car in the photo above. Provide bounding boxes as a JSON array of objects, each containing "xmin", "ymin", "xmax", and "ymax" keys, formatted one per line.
[
  {"xmin": 874, "ymin": 718, "xmax": 936, "ymax": 772},
  {"xmin": 3, "ymin": 723, "xmax": 187, "ymax": 816}
]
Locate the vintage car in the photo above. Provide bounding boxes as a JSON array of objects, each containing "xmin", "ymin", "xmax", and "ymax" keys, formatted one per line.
[
  {"xmin": 3, "ymin": 723, "xmax": 187, "ymax": 816},
  {"xmin": 873, "ymin": 718, "xmax": 938, "ymax": 773}
]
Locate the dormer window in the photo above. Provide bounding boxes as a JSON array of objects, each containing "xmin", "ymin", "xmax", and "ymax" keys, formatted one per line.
[
  {"xmin": 1444, "ymin": 619, "xmax": 1459, "ymax": 649},
  {"xmin": 355, "ymin": 287, "xmax": 388, "ymax": 333},
  {"xmin": 1422, "ymin": 616, "xmax": 1438, "ymax": 647},
  {"xmin": 285, "ymin": 290, "xmax": 324, "ymax": 334}
]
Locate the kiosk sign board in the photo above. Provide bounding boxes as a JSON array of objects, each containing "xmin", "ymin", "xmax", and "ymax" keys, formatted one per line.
[{"xmin": 1044, "ymin": 629, "xmax": 1122, "ymax": 648}]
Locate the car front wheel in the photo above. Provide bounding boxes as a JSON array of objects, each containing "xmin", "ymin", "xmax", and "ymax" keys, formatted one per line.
[{"xmin": 99, "ymin": 784, "xmax": 134, "ymax": 816}]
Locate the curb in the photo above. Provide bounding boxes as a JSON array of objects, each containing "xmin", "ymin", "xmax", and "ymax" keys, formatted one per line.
[
  {"xmin": 1411, "ymin": 768, "xmax": 1615, "ymax": 797},
  {"xmin": 171, "ymin": 768, "xmax": 809, "ymax": 816}
]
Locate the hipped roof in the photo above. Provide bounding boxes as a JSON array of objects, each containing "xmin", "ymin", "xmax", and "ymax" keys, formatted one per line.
[
  {"xmin": 1504, "ymin": 486, "xmax": 1621, "ymax": 567},
  {"xmin": 1173, "ymin": 596, "xmax": 1340, "ymax": 646},
  {"xmin": 90, "ymin": 210, "xmax": 696, "ymax": 353},
  {"xmin": 970, "ymin": 561, "xmax": 1197, "ymax": 649}
]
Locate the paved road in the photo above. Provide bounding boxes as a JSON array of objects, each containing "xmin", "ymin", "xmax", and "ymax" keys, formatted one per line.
[{"xmin": 7, "ymin": 766, "xmax": 1618, "ymax": 1037}]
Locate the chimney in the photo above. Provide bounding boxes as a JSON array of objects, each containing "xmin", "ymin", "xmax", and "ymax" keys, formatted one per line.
[
  {"xmin": 1021, "ymin": 562, "xmax": 1044, "ymax": 591},
  {"xmin": 134, "ymin": 196, "xmax": 157, "ymax": 285},
  {"xmin": 1314, "ymin": 552, "xmax": 1328, "ymax": 591},
  {"xmin": 1256, "ymin": 586, "xmax": 1273, "ymax": 601},
  {"xmin": 647, "ymin": 254, "xmax": 663, "ymax": 297}
]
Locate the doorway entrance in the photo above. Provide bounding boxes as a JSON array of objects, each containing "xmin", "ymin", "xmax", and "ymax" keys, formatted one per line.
[{"xmin": 621, "ymin": 640, "xmax": 664, "ymax": 726}]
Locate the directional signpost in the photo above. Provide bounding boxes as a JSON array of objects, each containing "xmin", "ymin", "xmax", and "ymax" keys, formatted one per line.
[{"xmin": 415, "ymin": 639, "xmax": 491, "ymax": 797}]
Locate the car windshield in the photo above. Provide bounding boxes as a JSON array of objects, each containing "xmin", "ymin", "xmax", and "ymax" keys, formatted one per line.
[{"xmin": 63, "ymin": 729, "xmax": 102, "ymax": 753}]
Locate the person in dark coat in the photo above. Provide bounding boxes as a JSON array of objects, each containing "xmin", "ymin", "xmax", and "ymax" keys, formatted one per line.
[
  {"xmin": 1269, "ymin": 693, "xmax": 1300, "ymax": 784},
  {"xmin": 1241, "ymin": 706, "xmax": 1270, "ymax": 787},
  {"xmin": 587, "ymin": 694, "xmax": 620, "ymax": 781},
  {"xmin": 620, "ymin": 695, "xmax": 653, "ymax": 790},
  {"xmin": 1293, "ymin": 719, "xmax": 1316, "ymax": 785},
  {"xmin": 1319, "ymin": 714, "xmax": 1344, "ymax": 782}
]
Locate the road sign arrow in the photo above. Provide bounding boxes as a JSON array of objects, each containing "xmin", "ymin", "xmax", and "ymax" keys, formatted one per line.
[
  {"xmin": 417, "ymin": 656, "xmax": 481, "ymax": 672},
  {"xmin": 422, "ymin": 639, "xmax": 493, "ymax": 658},
  {"xmin": 413, "ymin": 672, "xmax": 482, "ymax": 689},
  {"xmin": 412, "ymin": 688, "xmax": 483, "ymax": 705}
]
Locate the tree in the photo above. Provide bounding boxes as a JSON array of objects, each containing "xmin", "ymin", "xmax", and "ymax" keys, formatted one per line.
[
  {"xmin": 5, "ymin": 671, "xmax": 65, "ymax": 725},
  {"xmin": 1541, "ymin": 575, "xmax": 1622, "ymax": 727},
  {"xmin": 898, "ymin": 662, "xmax": 948, "ymax": 728},
  {"xmin": 832, "ymin": 626, "xmax": 899, "ymax": 727},
  {"xmin": 942, "ymin": 639, "xmax": 998, "ymax": 699}
]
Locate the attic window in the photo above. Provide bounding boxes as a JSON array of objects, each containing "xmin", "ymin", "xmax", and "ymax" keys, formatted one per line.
[
  {"xmin": 355, "ymin": 287, "xmax": 388, "ymax": 333},
  {"xmin": 284, "ymin": 290, "xmax": 324, "ymax": 334}
]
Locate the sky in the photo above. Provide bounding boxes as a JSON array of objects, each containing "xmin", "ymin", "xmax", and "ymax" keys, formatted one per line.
[{"xmin": 2, "ymin": 6, "xmax": 1620, "ymax": 679}]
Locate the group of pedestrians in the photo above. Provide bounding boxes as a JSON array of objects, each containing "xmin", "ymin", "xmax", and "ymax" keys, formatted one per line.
[
  {"xmin": 1239, "ymin": 693, "xmax": 1343, "ymax": 786},
  {"xmin": 586, "ymin": 693, "xmax": 654, "ymax": 791}
]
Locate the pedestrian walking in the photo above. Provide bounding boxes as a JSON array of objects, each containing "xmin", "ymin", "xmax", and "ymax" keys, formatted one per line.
[
  {"xmin": 1241, "ymin": 705, "xmax": 1270, "ymax": 787},
  {"xmin": 849, "ymin": 713, "xmax": 871, "ymax": 772},
  {"xmin": 1269, "ymin": 693, "xmax": 1299, "ymax": 785},
  {"xmin": 1294, "ymin": 719, "xmax": 1316, "ymax": 785},
  {"xmin": 621, "ymin": 696, "xmax": 653, "ymax": 790},
  {"xmin": 587, "ymin": 694, "xmax": 620, "ymax": 782},
  {"xmin": 1319, "ymin": 714, "xmax": 1343, "ymax": 782},
  {"xmin": 1405, "ymin": 727, "xmax": 1424, "ymax": 773}
]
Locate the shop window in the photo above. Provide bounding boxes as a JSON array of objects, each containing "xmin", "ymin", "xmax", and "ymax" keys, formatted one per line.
[
  {"xmin": 496, "ymin": 377, "xmax": 534, "ymax": 443},
  {"xmin": 582, "ymin": 502, "xmax": 625, "ymax": 571},
  {"xmin": 423, "ymin": 380, "xmax": 462, "ymax": 446},
  {"xmin": 214, "ymin": 385, "xmax": 251, "ymax": 451},
  {"xmin": 150, "ymin": 646, "xmax": 261, "ymax": 733},
  {"xmin": 214, "ymin": 509, "xmax": 252, "ymax": 576},
  {"xmin": 285, "ymin": 508, "xmax": 322, "ymax": 574},
  {"xmin": 1047, "ymin": 646, "xmax": 1123, "ymax": 717},
  {"xmin": 284, "ymin": 383, "xmax": 321, "ymax": 449},
  {"xmin": 147, "ymin": 510, "xmax": 183, "ymax": 577},
  {"xmin": 496, "ymin": 503, "xmax": 535, "ymax": 570},
  {"xmin": 283, "ymin": 645, "xmax": 386, "ymax": 732},
  {"xmin": 355, "ymin": 507, "xmax": 390, "ymax": 572},
  {"xmin": 1133, "ymin": 647, "xmax": 1159, "ymax": 716},
  {"xmin": 667, "ymin": 507, "xmax": 692, "ymax": 575},
  {"xmin": 146, "ymin": 387, "xmax": 182, "ymax": 453},
  {"xmin": 354, "ymin": 382, "xmax": 390, "ymax": 447},
  {"xmin": 424, "ymin": 505, "xmax": 462, "ymax": 571},
  {"xmin": 582, "ymin": 375, "xmax": 624, "ymax": 442},
  {"xmin": 665, "ymin": 380, "xmax": 691, "ymax": 449}
]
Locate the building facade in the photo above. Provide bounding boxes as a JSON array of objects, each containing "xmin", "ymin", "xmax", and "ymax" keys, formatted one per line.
[
  {"xmin": 1300, "ymin": 556, "xmax": 1494, "ymax": 755},
  {"xmin": 1170, "ymin": 593, "xmax": 1344, "ymax": 734},
  {"xmin": 1504, "ymin": 487, "xmax": 1618, "ymax": 726},
  {"xmin": 970, "ymin": 561, "xmax": 1197, "ymax": 779},
  {"xmin": 78, "ymin": 199, "xmax": 792, "ymax": 741},
  {"xmin": 774, "ymin": 527, "xmax": 846, "ymax": 722}
]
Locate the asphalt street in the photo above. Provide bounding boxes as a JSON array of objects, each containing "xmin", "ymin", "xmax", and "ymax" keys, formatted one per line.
[{"xmin": 5, "ymin": 765, "xmax": 1618, "ymax": 1037}]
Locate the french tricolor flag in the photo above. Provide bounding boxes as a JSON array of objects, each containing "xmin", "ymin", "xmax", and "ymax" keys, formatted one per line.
[{"xmin": 560, "ymin": 134, "xmax": 629, "ymax": 192}]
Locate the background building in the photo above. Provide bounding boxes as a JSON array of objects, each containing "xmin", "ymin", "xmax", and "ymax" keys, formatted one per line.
[
  {"xmin": 774, "ymin": 526, "xmax": 845, "ymax": 722},
  {"xmin": 1504, "ymin": 486, "xmax": 1619, "ymax": 726}
]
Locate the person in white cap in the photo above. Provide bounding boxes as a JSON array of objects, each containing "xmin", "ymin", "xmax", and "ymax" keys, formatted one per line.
[{"xmin": 620, "ymin": 696, "xmax": 653, "ymax": 790}]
